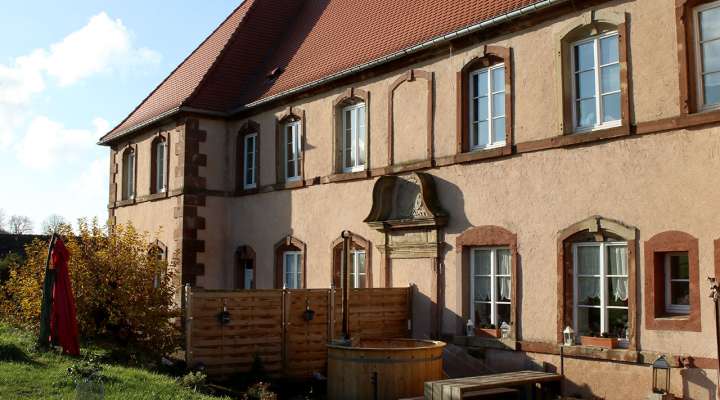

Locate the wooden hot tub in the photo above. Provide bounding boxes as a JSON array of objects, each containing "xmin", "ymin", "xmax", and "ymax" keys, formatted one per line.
[{"xmin": 327, "ymin": 338, "xmax": 446, "ymax": 400}]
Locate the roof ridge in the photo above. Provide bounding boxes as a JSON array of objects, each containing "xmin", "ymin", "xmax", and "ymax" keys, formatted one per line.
[{"xmin": 98, "ymin": 0, "xmax": 253, "ymax": 144}]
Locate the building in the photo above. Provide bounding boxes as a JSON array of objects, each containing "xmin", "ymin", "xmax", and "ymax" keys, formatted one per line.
[{"xmin": 99, "ymin": 0, "xmax": 720, "ymax": 397}]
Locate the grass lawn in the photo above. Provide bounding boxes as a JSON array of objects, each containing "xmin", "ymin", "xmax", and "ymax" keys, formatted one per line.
[{"xmin": 0, "ymin": 323, "xmax": 227, "ymax": 400}]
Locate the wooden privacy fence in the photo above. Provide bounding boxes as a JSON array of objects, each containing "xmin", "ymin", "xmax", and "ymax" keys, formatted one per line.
[{"xmin": 185, "ymin": 287, "xmax": 412, "ymax": 378}]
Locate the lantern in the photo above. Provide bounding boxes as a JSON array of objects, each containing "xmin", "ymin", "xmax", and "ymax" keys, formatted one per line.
[
  {"xmin": 563, "ymin": 326, "xmax": 575, "ymax": 346},
  {"xmin": 500, "ymin": 321, "xmax": 511, "ymax": 339},
  {"xmin": 652, "ymin": 356, "xmax": 671, "ymax": 394},
  {"xmin": 303, "ymin": 298, "xmax": 315, "ymax": 321}
]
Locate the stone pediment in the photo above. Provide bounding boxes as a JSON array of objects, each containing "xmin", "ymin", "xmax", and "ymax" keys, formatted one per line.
[{"xmin": 364, "ymin": 172, "xmax": 448, "ymax": 232}]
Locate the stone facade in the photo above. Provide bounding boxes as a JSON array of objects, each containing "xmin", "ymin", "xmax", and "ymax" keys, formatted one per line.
[{"xmin": 106, "ymin": 0, "xmax": 720, "ymax": 397}]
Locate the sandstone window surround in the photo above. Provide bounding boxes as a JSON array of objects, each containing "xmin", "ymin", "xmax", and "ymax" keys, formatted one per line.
[
  {"xmin": 557, "ymin": 216, "xmax": 638, "ymax": 349},
  {"xmin": 677, "ymin": 0, "xmax": 720, "ymax": 114},
  {"xmin": 235, "ymin": 245, "xmax": 256, "ymax": 290},
  {"xmin": 275, "ymin": 107, "xmax": 305, "ymax": 189},
  {"xmin": 149, "ymin": 239, "xmax": 168, "ymax": 289},
  {"xmin": 274, "ymin": 235, "xmax": 306, "ymax": 289},
  {"xmin": 644, "ymin": 231, "xmax": 701, "ymax": 332},
  {"xmin": 332, "ymin": 88, "xmax": 370, "ymax": 178},
  {"xmin": 236, "ymin": 120, "xmax": 261, "ymax": 194},
  {"xmin": 150, "ymin": 135, "xmax": 169, "ymax": 195},
  {"xmin": 121, "ymin": 145, "xmax": 137, "ymax": 201},
  {"xmin": 456, "ymin": 45, "xmax": 513, "ymax": 163},
  {"xmin": 559, "ymin": 12, "xmax": 630, "ymax": 137},
  {"xmin": 456, "ymin": 225, "xmax": 518, "ymax": 339},
  {"xmin": 331, "ymin": 232, "xmax": 372, "ymax": 289}
]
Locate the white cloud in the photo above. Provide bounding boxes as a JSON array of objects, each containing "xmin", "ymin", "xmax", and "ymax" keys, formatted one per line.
[
  {"xmin": 15, "ymin": 116, "xmax": 101, "ymax": 169},
  {"xmin": 0, "ymin": 12, "xmax": 160, "ymax": 149}
]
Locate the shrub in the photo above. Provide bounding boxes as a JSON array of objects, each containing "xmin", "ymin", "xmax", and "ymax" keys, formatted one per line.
[
  {"xmin": 243, "ymin": 382, "xmax": 277, "ymax": 400},
  {"xmin": 178, "ymin": 371, "xmax": 207, "ymax": 393},
  {"xmin": 0, "ymin": 219, "xmax": 180, "ymax": 356}
]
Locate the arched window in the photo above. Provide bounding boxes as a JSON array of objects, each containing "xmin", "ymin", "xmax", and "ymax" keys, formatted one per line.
[
  {"xmin": 275, "ymin": 107, "xmax": 304, "ymax": 186},
  {"xmin": 557, "ymin": 216, "xmax": 637, "ymax": 348},
  {"xmin": 457, "ymin": 46, "xmax": 513, "ymax": 155},
  {"xmin": 274, "ymin": 235, "xmax": 306, "ymax": 288},
  {"xmin": 151, "ymin": 137, "xmax": 167, "ymax": 194},
  {"xmin": 121, "ymin": 147, "xmax": 136, "ymax": 200},
  {"xmin": 559, "ymin": 14, "xmax": 629, "ymax": 134},
  {"xmin": 236, "ymin": 121, "xmax": 260, "ymax": 192},
  {"xmin": 333, "ymin": 88, "xmax": 369, "ymax": 174},
  {"xmin": 149, "ymin": 240, "xmax": 167, "ymax": 289},
  {"xmin": 331, "ymin": 232, "xmax": 372, "ymax": 288},
  {"xmin": 456, "ymin": 225, "xmax": 517, "ymax": 338},
  {"xmin": 235, "ymin": 245, "xmax": 256, "ymax": 289}
]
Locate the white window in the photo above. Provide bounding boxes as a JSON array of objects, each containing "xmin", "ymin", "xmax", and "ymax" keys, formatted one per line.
[
  {"xmin": 283, "ymin": 251, "xmax": 302, "ymax": 289},
  {"xmin": 470, "ymin": 247, "xmax": 511, "ymax": 327},
  {"xmin": 242, "ymin": 259, "xmax": 254, "ymax": 290},
  {"xmin": 122, "ymin": 149, "xmax": 135, "ymax": 200},
  {"xmin": 571, "ymin": 32, "xmax": 621, "ymax": 132},
  {"xmin": 284, "ymin": 120, "xmax": 301, "ymax": 181},
  {"xmin": 469, "ymin": 64, "xmax": 506, "ymax": 150},
  {"xmin": 342, "ymin": 103, "xmax": 366, "ymax": 172},
  {"xmin": 155, "ymin": 140, "xmax": 167, "ymax": 193},
  {"xmin": 573, "ymin": 242, "xmax": 629, "ymax": 342},
  {"xmin": 340, "ymin": 250, "xmax": 367, "ymax": 288},
  {"xmin": 664, "ymin": 252, "xmax": 690, "ymax": 314},
  {"xmin": 243, "ymin": 133, "xmax": 257, "ymax": 189},
  {"xmin": 695, "ymin": 1, "xmax": 720, "ymax": 109}
]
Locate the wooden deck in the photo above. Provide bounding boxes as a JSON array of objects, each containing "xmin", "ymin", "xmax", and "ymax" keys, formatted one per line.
[{"xmin": 424, "ymin": 370, "xmax": 562, "ymax": 400}]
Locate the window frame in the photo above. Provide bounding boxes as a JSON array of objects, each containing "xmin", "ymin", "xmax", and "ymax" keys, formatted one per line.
[
  {"xmin": 468, "ymin": 64, "xmax": 507, "ymax": 150},
  {"xmin": 235, "ymin": 245, "xmax": 256, "ymax": 290},
  {"xmin": 274, "ymin": 235, "xmax": 306, "ymax": 289},
  {"xmin": 571, "ymin": 241, "xmax": 629, "ymax": 344},
  {"xmin": 469, "ymin": 246, "xmax": 512, "ymax": 327},
  {"xmin": 570, "ymin": 31, "xmax": 622, "ymax": 133},
  {"xmin": 121, "ymin": 147, "xmax": 136, "ymax": 201},
  {"xmin": 663, "ymin": 252, "xmax": 691, "ymax": 315},
  {"xmin": 693, "ymin": 0, "xmax": 720, "ymax": 111},
  {"xmin": 243, "ymin": 132, "xmax": 258, "ymax": 190},
  {"xmin": 150, "ymin": 137, "xmax": 167, "ymax": 195},
  {"xmin": 456, "ymin": 46, "xmax": 513, "ymax": 158},
  {"xmin": 341, "ymin": 102, "xmax": 367, "ymax": 173},
  {"xmin": 284, "ymin": 119, "xmax": 302, "ymax": 182},
  {"xmin": 283, "ymin": 250, "xmax": 302, "ymax": 289}
]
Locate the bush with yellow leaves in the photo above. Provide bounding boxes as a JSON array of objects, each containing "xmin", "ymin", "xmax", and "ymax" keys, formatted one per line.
[{"xmin": 0, "ymin": 219, "xmax": 180, "ymax": 356}]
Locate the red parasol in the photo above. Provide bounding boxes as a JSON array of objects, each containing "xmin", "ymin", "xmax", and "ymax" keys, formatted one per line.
[{"xmin": 49, "ymin": 238, "xmax": 80, "ymax": 356}]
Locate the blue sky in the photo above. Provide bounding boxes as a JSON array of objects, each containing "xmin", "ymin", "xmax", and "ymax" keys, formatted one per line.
[{"xmin": 0, "ymin": 1, "xmax": 239, "ymax": 232}]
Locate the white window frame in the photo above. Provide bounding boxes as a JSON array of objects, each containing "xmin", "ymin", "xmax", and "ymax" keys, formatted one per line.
[
  {"xmin": 469, "ymin": 247, "xmax": 511, "ymax": 326},
  {"xmin": 283, "ymin": 250, "xmax": 302, "ymax": 289},
  {"xmin": 340, "ymin": 249, "xmax": 367, "ymax": 288},
  {"xmin": 284, "ymin": 120, "xmax": 301, "ymax": 182},
  {"xmin": 155, "ymin": 140, "xmax": 167, "ymax": 193},
  {"xmin": 664, "ymin": 252, "xmax": 691, "ymax": 314},
  {"xmin": 123, "ymin": 149, "xmax": 135, "ymax": 200},
  {"xmin": 570, "ymin": 31, "xmax": 622, "ymax": 133},
  {"xmin": 341, "ymin": 103, "xmax": 366, "ymax": 173},
  {"xmin": 243, "ymin": 133, "xmax": 258, "ymax": 189},
  {"xmin": 694, "ymin": 1, "xmax": 720, "ymax": 111},
  {"xmin": 468, "ymin": 64, "xmax": 506, "ymax": 150},
  {"xmin": 572, "ymin": 241, "xmax": 629, "ymax": 343},
  {"xmin": 243, "ymin": 259, "xmax": 254, "ymax": 290}
]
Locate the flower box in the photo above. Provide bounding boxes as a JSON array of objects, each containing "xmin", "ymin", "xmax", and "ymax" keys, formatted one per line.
[
  {"xmin": 475, "ymin": 327, "xmax": 501, "ymax": 338},
  {"xmin": 580, "ymin": 335, "xmax": 619, "ymax": 349}
]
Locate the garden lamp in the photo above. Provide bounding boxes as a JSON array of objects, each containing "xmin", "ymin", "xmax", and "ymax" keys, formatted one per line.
[
  {"xmin": 652, "ymin": 356, "xmax": 671, "ymax": 394},
  {"xmin": 563, "ymin": 326, "xmax": 575, "ymax": 346}
]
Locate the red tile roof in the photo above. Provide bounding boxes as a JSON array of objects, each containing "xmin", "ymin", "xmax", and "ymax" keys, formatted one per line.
[{"xmin": 100, "ymin": 0, "xmax": 555, "ymax": 144}]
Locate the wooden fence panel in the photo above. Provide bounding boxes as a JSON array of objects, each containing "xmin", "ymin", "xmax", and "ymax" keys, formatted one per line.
[{"xmin": 185, "ymin": 287, "xmax": 411, "ymax": 379}]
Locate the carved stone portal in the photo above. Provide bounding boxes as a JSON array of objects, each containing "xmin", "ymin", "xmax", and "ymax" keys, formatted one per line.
[{"xmin": 364, "ymin": 172, "xmax": 448, "ymax": 258}]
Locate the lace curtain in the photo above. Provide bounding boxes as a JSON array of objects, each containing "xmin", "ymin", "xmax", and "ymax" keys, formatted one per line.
[
  {"xmin": 498, "ymin": 250, "xmax": 511, "ymax": 300},
  {"xmin": 608, "ymin": 246, "xmax": 628, "ymax": 302}
]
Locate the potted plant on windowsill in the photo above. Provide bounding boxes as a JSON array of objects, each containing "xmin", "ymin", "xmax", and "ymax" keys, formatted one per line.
[
  {"xmin": 579, "ymin": 332, "xmax": 619, "ymax": 349},
  {"xmin": 475, "ymin": 323, "xmax": 500, "ymax": 338}
]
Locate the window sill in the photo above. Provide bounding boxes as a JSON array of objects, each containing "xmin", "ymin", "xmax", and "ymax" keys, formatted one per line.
[
  {"xmin": 453, "ymin": 335, "xmax": 517, "ymax": 351},
  {"xmin": 384, "ymin": 159, "xmax": 433, "ymax": 175},
  {"xmin": 322, "ymin": 170, "xmax": 369, "ymax": 184},
  {"xmin": 646, "ymin": 314, "xmax": 700, "ymax": 332},
  {"xmin": 515, "ymin": 124, "xmax": 630, "ymax": 153},
  {"xmin": 455, "ymin": 144, "xmax": 512, "ymax": 164},
  {"xmin": 116, "ymin": 199, "xmax": 135, "ymax": 207},
  {"xmin": 139, "ymin": 192, "xmax": 169, "ymax": 202},
  {"xmin": 273, "ymin": 180, "xmax": 304, "ymax": 191}
]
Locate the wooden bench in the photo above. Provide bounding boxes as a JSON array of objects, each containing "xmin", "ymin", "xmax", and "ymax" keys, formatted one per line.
[{"xmin": 424, "ymin": 370, "xmax": 562, "ymax": 400}]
